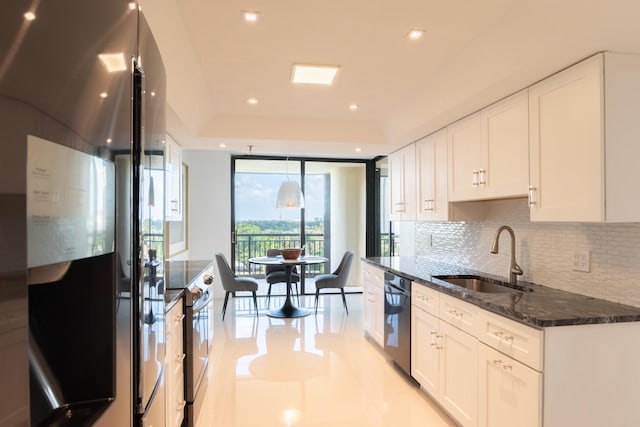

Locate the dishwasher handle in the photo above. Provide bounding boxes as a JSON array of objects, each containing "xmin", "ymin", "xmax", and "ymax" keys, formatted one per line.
[
  {"xmin": 385, "ymin": 282, "xmax": 409, "ymax": 296},
  {"xmin": 384, "ymin": 272, "xmax": 412, "ymax": 294}
]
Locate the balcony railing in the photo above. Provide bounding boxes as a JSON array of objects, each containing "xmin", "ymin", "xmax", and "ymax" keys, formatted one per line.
[{"xmin": 235, "ymin": 233, "xmax": 326, "ymax": 277}]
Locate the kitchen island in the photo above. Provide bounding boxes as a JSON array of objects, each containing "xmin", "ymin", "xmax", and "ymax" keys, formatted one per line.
[{"xmin": 362, "ymin": 256, "xmax": 640, "ymax": 427}]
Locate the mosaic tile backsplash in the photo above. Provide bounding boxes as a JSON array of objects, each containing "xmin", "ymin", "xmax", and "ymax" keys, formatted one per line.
[{"xmin": 413, "ymin": 198, "xmax": 640, "ymax": 308}]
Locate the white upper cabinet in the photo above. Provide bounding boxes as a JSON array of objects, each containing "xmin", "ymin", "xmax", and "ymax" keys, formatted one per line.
[
  {"xmin": 416, "ymin": 129, "xmax": 449, "ymax": 221},
  {"xmin": 447, "ymin": 112, "xmax": 482, "ymax": 201},
  {"xmin": 481, "ymin": 90, "xmax": 529, "ymax": 199},
  {"xmin": 165, "ymin": 136, "xmax": 183, "ymax": 222},
  {"xmin": 528, "ymin": 52, "xmax": 640, "ymax": 222},
  {"xmin": 389, "ymin": 143, "xmax": 416, "ymax": 221},
  {"xmin": 448, "ymin": 91, "xmax": 529, "ymax": 202}
]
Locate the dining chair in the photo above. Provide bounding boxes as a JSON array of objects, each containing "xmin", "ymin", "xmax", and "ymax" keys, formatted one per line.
[
  {"xmin": 215, "ymin": 253, "xmax": 259, "ymax": 320},
  {"xmin": 314, "ymin": 251, "xmax": 354, "ymax": 315},
  {"xmin": 265, "ymin": 248, "xmax": 301, "ymax": 306}
]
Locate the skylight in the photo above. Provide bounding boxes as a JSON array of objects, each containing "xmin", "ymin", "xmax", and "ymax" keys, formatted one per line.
[{"xmin": 291, "ymin": 64, "xmax": 339, "ymax": 85}]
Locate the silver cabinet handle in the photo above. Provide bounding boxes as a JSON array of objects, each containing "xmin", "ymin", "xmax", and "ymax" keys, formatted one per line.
[
  {"xmin": 494, "ymin": 330, "xmax": 514, "ymax": 342},
  {"xmin": 528, "ymin": 185, "xmax": 537, "ymax": 207},
  {"xmin": 430, "ymin": 331, "xmax": 443, "ymax": 349},
  {"xmin": 493, "ymin": 359, "xmax": 513, "ymax": 372},
  {"xmin": 478, "ymin": 168, "xmax": 487, "ymax": 185}
]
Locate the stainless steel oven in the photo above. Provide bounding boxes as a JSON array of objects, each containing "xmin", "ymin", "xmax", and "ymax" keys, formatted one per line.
[
  {"xmin": 184, "ymin": 281, "xmax": 211, "ymax": 426},
  {"xmin": 383, "ymin": 272, "xmax": 412, "ymax": 377}
]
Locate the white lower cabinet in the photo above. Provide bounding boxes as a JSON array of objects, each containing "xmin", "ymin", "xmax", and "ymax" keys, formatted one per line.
[
  {"xmin": 439, "ymin": 321, "xmax": 478, "ymax": 426},
  {"xmin": 165, "ymin": 299, "xmax": 186, "ymax": 427},
  {"xmin": 411, "ymin": 306, "xmax": 440, "ymax": 397},
  {"xmin": 411, "ymin": 290, "xmax": 478, "ymax": 427},
  {"xmin": 408, "ymin": 280, "xmax": 640, "ymax": 427},
  {"xmin": 362, "ymin": 262, "xmax": 384, "ymax": 346},
  {"xmin": 478, "ymin": 343, "xmax": 541, "ymax": 427}
]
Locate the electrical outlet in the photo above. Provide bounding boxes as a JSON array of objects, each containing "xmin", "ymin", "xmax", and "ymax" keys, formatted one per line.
[{"xmin": 573, "ymin": 249, "xmax": 591, "ymax": 272}]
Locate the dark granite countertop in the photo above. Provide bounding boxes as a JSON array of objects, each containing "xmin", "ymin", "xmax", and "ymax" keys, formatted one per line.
[
  {"xmin": 363, "ymin": 256, "xmax": 640, "ymax": 329},
  {"xmin": 164, "ymin": 259, "xmax": 214, "ymax": 290}
]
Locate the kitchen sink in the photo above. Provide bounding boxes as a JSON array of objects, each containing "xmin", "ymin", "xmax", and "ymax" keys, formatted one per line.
[{"xmin": 433, "ymin": 275, "xmax": 533, "ymax": 294}]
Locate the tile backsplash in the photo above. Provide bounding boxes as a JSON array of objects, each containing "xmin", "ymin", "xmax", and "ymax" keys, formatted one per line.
[{"xmin": 414, "ymin": 198, "xmax": 640, "ymax": 308}]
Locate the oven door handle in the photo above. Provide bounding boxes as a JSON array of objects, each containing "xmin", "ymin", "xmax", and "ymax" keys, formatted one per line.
[{"xmin": 192, "ymin": 290, "xmax": 212, "ymax": 313}]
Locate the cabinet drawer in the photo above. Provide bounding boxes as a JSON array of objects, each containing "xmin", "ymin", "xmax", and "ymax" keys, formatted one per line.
[
  {"xmin": 439, "ymin": 293, "xmax": 479, "ymax": 337},
  {"xmin": 411, "ymin": 283, "xmax": 440, "ymax": 316},
  {"xmin": 362, "ymin": 262, "xmax": 384, "ymax": 282},
  {"xmin": 479, "ymin": 310, "xmax": 543, "ymax": 371}
]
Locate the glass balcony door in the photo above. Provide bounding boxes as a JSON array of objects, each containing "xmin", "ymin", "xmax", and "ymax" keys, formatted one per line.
[
  {"xmin": 233, "ymin": 159, "xmax": 304, "ymax": 282},
  {"xmin": 232, "ymin": 157, "xmax": 367, "ymax": 295}
]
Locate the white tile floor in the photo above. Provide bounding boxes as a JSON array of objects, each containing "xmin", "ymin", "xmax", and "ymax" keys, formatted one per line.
[{"xmin": 198, "ymin": 293, "xmax": 457, "ymax": 427}]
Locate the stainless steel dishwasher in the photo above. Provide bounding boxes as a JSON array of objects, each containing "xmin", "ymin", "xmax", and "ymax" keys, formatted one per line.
[{"xmin": 383, "ymin": 271, "xmax": 412, "ymax": 376}]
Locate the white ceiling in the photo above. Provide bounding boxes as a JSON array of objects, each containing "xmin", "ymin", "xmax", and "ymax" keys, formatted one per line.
[{"xmin": 140, "ymin": 0, "xmax": 640, "ymax": 158}]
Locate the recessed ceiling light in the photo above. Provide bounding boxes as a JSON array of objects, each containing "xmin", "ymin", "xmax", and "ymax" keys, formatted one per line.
[
  {"xmin": 247, "ymin": 98, "xmax": 259, "ymax": 105},
  {"xmin": 150, "ymin": 91, "xmax": 156, "ymax": 97},
  {"xmin": 242, "ymin": 10, "xmax": 259, "ymax": 22},
  {"xmin": 99, "ymin": 53, "xmax": 127, "ymax": 72},
  {"xmin": 291, "ymin": 64, "xmax": 339, "ymax": 85},
  {"xmin": 24, "ymin": 11, "xmax": 36, "ymax": 21},
  {"xmin": 128, "ymin": 3, "xmax": 137, "ymax": 10},
  {"xmin": 355, "ymin": 147, "xmax": 362, "ymax": 152},
  {"xmin": 100, "ymin": 92, "xmax": 108, "ymax": 98},
  {"xmin": 406, "ymin": 29, "xmax": 426, "ymax": 40},
  {"xmin": 349, "ymin": 104, "xmax": 359, "ymax": 111},
  {"xmin": 106, "ymin": 138, "xmax": 112, "ymax": 144},
  {"xmin": 219, "ymin": 143, "xmax": 227, "ymax": 148}
]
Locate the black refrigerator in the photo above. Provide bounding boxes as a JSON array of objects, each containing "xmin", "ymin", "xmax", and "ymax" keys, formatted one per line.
[{"xmin": 0, "ymin": 1, "xmax": 167, "ymax": 426}]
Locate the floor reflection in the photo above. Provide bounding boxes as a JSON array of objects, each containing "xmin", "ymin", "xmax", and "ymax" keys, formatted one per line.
[{"xmin": 199, "ymin": 294, "xmax": 456, "ymax": 427}]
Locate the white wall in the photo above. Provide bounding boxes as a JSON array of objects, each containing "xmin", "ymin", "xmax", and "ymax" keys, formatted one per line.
[
  {"xmin": 329, "ymin": 165, "xmax": 366, "ymax": 285},
  {"xmin": 181, "ymin": 150, "xmax": 231, "ymax": 298}
]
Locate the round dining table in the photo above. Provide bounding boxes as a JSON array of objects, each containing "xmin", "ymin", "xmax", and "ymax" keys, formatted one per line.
[{"xmin": 248, "ymin": 255, "xmax": 328, "ymax": 318}]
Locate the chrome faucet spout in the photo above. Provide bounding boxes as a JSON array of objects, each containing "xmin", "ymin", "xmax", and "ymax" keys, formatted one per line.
[{"xmin": 491, "ymin": 225, "xmax": 523, "ymax": 284}]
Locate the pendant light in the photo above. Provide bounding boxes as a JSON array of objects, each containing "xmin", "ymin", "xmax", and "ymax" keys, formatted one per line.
[{"xmin": 276, "ymin": 157, "xmax": 304, "ymax": 208}]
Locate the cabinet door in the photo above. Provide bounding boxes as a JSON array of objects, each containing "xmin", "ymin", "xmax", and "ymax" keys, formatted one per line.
[
  {"xmin": 411, "ymin": 307, "xmax": 440, "ymax": 397},
  {"xmin": 478, "ymin": 343, "xmax": 541, "ymax": 427},
  {"xmin": 165, "ymin": 302, "xmax": 185, "ymax": 427},
  {"xmin": 362, "ymin": 262, "xmax": 384, "ymax": 346},
  {"xmin": 165, "ymin": 136, "xmax": 183, "ymax": 221},
  {"xmin": 416, "ymin": 130, "xmax": 448, "ymax": 221},
  {"xmin": 364, "ymin": 286, "xmax": 384, "ymax": 346},
  {"xmin": 364, "ymin": 288, "xmax": 375, "ymax": 336},
  {"xmin": 528, "ymin": 54, "xmax": 604, "ymax": 221},
  {"xmin": 448, "ymin": 113, "xmax": 482, "ymax": 201},
  {"xmin": 373, "ymin": 284, "xmax": 385, "ymax": 345},
  {"xmin": 481, "ymin": 90, "xmax": 529, "ymax": 199},
  {"xmin": 440, "ymin": 321, "xmax": 478, "ymax": 427},
  {"xmin": 389, "ymin": 144, "xmax": 416, "ymax": 220}
]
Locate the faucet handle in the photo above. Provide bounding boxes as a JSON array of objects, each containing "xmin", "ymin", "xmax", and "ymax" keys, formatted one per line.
[{"xmin": 512, "ymin": 263, "xmax": 523, "ymax": 276}]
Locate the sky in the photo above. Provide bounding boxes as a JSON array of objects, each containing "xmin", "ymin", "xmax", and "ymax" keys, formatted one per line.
[{"xmin": 234, "ymin": 172, "xmax": 325, "ymax": 221}]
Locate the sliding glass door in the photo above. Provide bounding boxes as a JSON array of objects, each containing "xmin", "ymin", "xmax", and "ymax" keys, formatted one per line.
[
  {"xmin": 232, "ymin": 156, "xmax": 367, "ymax": 294},
  {"xmin": 233, "ymin": 159, "xmax": 303, "ymax": 275}
]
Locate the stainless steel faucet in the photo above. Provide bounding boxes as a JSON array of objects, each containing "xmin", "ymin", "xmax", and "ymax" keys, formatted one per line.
[{"xmin": 490, "ymin": 225, "xmax": 523, "ymax": 284}]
